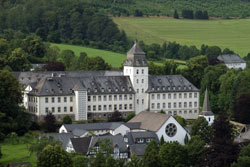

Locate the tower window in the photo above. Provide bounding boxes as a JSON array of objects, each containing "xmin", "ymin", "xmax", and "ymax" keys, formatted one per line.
[
  {"xmin": 142, "ymin": 69, "xmax": 144, "ymax": 74},
  {"xmin": 136, "ymin": 70, "xmax": 139, "ymax": 74}
]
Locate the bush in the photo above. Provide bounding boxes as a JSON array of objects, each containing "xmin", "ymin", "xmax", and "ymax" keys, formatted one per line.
[{"xmin": 63, "ymin": 115, "xmax": 72, "ymax": 124}]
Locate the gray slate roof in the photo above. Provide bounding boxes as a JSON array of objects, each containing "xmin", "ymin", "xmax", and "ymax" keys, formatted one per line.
[
  {"xmin": 129, "ymin": 144, "xmax": 147, "ymax": 156},
  {"xmin": 40, "ymin": 133, "xmax": 74, "ymax": 149},
  {"xmin": 63, "ymin": 122, "xmax": 123, "ymax": 132},
  {"xmin": 90, "ymin": 135, "xmax": 128, "ymax": 153},
  {"xmin": 13, "ymin": 70, "xmax": 123, "ymax": 86},
  {"xmin": 148, "ymin": 75, "xmax": 199, "ymax": 93},
  {"xmin": 28, "ymin": 75, "xmax": 135, "ymax": 96},
  {"xmin": 71, "ymin": 137, "xmax": 92, "ymax": 155},
  {"xmin": 72, "ymin": 129, "xmax": 87, "ymax": 137},
  {"xmin": 124, "ymin": 42, "xmax": 148, "ymax": 67},
  {"xmin": 124, "ymin": 122, "xmax": 141, "ymax": 130},
  {"xmin": 200, "ymin": 88, "xmax": 214, "ymax": 116},
  {"xmin": 218, "ymin": 54, "xmax": 246, "ymax": 64},
  {"xmin": 126, "ymin": 131, "xmax": 159, "ymax": 145}
]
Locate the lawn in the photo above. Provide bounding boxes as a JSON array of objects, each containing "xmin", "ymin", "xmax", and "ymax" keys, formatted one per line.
[
  {"xmin": 113, "ymin": 17, "xmax": 250, "ymax": 57},
  {"xmin": 51, "ymin": 43, "xmax": 126, "ymax": 68},
  {"xmin": 0, "ymin": 143, "xmax": 36, "ymax": 166}
]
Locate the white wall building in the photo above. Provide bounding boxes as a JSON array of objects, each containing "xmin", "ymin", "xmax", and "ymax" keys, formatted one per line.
[
  {"xmin": 218, "ymin": 54, "xmax": 246, "ymax": 69},
  {"xmin": 15, "ymin": 42, "xmax": 200, "ymax": 121}
]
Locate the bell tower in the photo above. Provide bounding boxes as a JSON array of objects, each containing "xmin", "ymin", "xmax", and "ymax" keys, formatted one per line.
[{"xmin": 123, "ymin": 41, "xmax": 148, "ymax": 114}]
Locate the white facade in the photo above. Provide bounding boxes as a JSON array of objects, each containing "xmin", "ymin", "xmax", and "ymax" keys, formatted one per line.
[
  {"xmin": 225, "ymin": 63, "xmax": 246, "ymax": 69},
  {"xmin": 200, "ymin": 115, "xmax": 215, "ymax": 126},
  {"xmin": 156, "ymin": 116, "xmax": 190, "ymax": 145}
]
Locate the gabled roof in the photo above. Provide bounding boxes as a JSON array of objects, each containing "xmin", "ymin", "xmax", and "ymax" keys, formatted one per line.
[
  {"xmin": 71, "ymin": 137, "xmax": 92, "ymax": 155},
  {"xmin": 148, "ymin": 75, "xmax": 199, "ymax": 93},
  {"xmin": 72, "ymin": 129, "xmax": 87, "ymax": 137},
  {"xmin": 218, "ymin": 54, "xmax": 246, "ymax": 64},
  {"xmin": 63, "ymin": 122, "xmax": 123, "ymax": 132},
  {"xmin": 200, "ymin": 88, "xmax": 214, "ymax": 116},
  {"xmin": 40, "ymin": 133, "xmax": 74, "ymax": 149},
  {"xmin": 124, "ymin": 122, "xmax": 141, "ymax": 130},
  {"xmin": 124, "ymin": 42, "xmax": 148, "ymax": 67},
  {"xmin": 129, "ymin": 112, "xmax": 171, "ymax": 131},
  {"xmin": 129, "ymin": 144, "xmax": 147, "ymax": 156},
  {"xmin": 126, "ymin": 131, "xmax": 159, "ymax": 145}
]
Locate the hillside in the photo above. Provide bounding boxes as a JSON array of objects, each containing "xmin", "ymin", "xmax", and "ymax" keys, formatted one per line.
[
  {"xmin": 113, "ymin": 17, "xmax": 250, "ymax": 57},
  {"xmin": 51, "ymin": 43, "xmax": 126, "ymax": 67}
]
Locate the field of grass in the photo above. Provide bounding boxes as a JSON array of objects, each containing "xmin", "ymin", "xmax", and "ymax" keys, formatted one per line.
[
  {"xmin": 113, "ymin": 17, "xmax": 250, "ymax": 57},
  {"xmin": 0, "ymin": 143, "xmax": 36, "ymax": 166},
  {"xmin": 51, "ymin": 43, "xmax": 126, "ymax": 68}
]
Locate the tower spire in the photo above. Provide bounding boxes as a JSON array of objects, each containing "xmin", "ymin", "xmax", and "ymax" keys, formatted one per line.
[{"xmin": 201, "ymin": 87, "xmax": 213, "ymax": 116}]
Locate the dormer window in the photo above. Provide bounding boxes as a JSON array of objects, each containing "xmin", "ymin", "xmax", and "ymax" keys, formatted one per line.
[
  {"xmin": 168, "ymin": 86, "xmax": 170, "ymax": 90},
  {"xmin": 152, "ymin": 87, "xmax": 155, "ymax": 91},
  {"xmin": 87, "ymin": 88, "xmax": 90, "ymax": 93},
  {"xmin": 115, "ymin": 88, "xmax": 118, "ymax": 92},
  {"xmin": 122, "ymin": 87, "xmax": 125, "ymax": 92},
  {"xmin": 136, "ymin": 70, "xmax": 139, "ymax": 74},
  {"xmin": 108, "ymin": 87, "xmax": 111, "ymax": 92},
  {"xmin": 178, "ymin": 86, "xmax": 181, "ymax": 90},
  {"xmin": 94, "ymin": 88, "xmax": 97, "ymax": 93},
  {"xmin": 157, "ymin": 87, "xmax": 160, "ymax": 91},
  {"xmin": 189, "ymin": 85, "xmax": 192, "ymax": 90},
  {"xmin": 91, "ymin": 82, "xmax": 94, "ymax": 86},
  {"xmin": 137, "ymin": 138, "xmax": 144, "ymax": 144},
  {"xmin": 129, "ymin": 87, "xmax": 132, "ymax": 91},
  {"xmin": 173, "ymin": 86, "xmax": 175, "ymax": 90},
  {"xmin": 184, "ymin": 86, "xmax": 186, "ymax": 90},
  {"xmin": 158, "ymin": 79, "xmax": 162, "ymax": 83},
  {"xmin": 101, "ymin": 88, "xmax": 104, "ymax": 92}
]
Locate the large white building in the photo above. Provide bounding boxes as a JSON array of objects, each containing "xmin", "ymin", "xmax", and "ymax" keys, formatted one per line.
[
  {"xmin": 218, "ymin": 54, "xmax": 246, "ymax": 69},
  {"xmin": 15, "ymin": 42, "xmax": 200, "ymax": 121}
]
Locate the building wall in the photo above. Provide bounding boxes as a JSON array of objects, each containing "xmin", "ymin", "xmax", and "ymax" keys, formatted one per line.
[
  {"xmin": 156, "ymin": 116, "xmax": 190, "ymax": 145},
  {"xmin": 124, "ymin": 66, "xmax": 149, "ymax": 114},
  {"xmin": 75, "ymin": 90, "xmax": 87, "ymax": 121},
  {"xmin": 149, "ymin": 92, "xmax": 200, "ymax": 119},
  {"xmin": 226, "ymin": 63, "xmax": 246, "ymax": 69},
  {"xmin": 113, "ymin": 124, "xmax": 130, "ymax": 136}
]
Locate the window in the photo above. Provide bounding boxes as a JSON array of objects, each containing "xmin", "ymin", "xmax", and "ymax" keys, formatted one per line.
[
  {"xmin": 129, "ymin": 104, "xmax": 133, "ymax": 110},
  {"xmin": 174, "ymin": 102, "xmax": 177, "ymax": 108},
  {"xmin": 189, "ymin": 93, "xmax": 192, "ymax": 98},
  {"xmin": 179, "ymin": 110, "xmax": 182, "ymax": 114},
  {"xmin": 142, "ymin": 79, "xmax": 144, "ymax": 83},
  {"xmin": 137, "ymin": 99, "xmax": 139, "ymax": 104},
  {"xmin": 157, "ymin": 94, "xmax": 160, "ymax": 99},
  {"xmin": 109, "ymin": 95, "xmax": 112, "ymax": 101},
  {"xmin": 104, "ymin": 105, "xmax": 107, "ymax": 111},
  {"xmin": 52, "ymin": 107, "xmax": 55, "ymax": 113},
  {"xmin": 189, "ymin": 110, "xmax": 192, "ymax": 113},
  {"xmin": 136, "ymin": 79, "xmax": 139, "ymax": 84},
  {"xmin": 119, "ymin": 95, "xmax": 122, "ymax": 100},
  {"xmin": 194, "ymin": 93, "xmax": 197, "ymax": 98},
  {"xmin": 189, "ymin": 102, "xmax": 192, "ymax": 107},
  {"xmin": 165, "ymin": 123, "xmax": 177, "ymax": 137},
  {"xmin": 142, "ymin": 69, "xmax": 144, "ymax": 74},
  {"xmin": 174, "ymin": 93, "xmax": 177, "ymax": 99},
  {"xmin": 45, "ymin": 107, "xmax": 48, "ymax": 113},
  {"xmin": 137, "ymin": 138, "xmax": 144, "ymax": 144},
  {"xmin": 45, "ymin": 97, "xmax": 48, "ymax": 103},
  {"xmin": 152, "ymin": 94, "xmax": 155, "ymax": 100},
  {"xmin": 184, "ymin": 102, "xmax": 187, "ymax": 108},
  {"xmin": 58, "ymin": 107, "xmax": 61, "ymax": 113},
  {"xmin": 194, "ymin": 102, "xmax": 197, "ymax": 107},
  {"xmin": 52, "ymin": 97, "xmax": 54, "ymax": 103},
  {"xmin": 108, "ymin": 105, "xmax": 112, "ymax": 111},
  {"xmin": 64, "ymin": 97, "xmax": 67, "ymax": 102},
  {"xmin": 179, "ymin": 102, "xmax": 182, "ymax": 108},
  {"xmin": 151, "ymin": 103, "xmax": 155, "ymax": 109},
  {"xmin": 124, "ymin": 95, "xmax": 127, "ymax": 100},
  {"xmin": 70, "ymin": 106, "xmax": 73, "ymax": 112},
  {"xmin": 64, "ymin": 107, "xmax": 67, "ymax": 112},
  {"xmin": 114, "ymin": 95, "xmax": 117, "ymax": 101},
  {"xmin": 124, "ymin": 104, "xmax": 127, "ymax": 110},
  {"xmin": 137, "ymin": 89, "xmax": 139, "ymax": 93},
  {"xmin": 98, "ymin": 96, "xmax": 101, "ymax": 101},
  {"xmin": 58, "ymin": 97, "xmax": 61, "ymax": 103},
  {"xmin": 136, "ymin": 69, "xmax": 139, "ymax": 74},
  {"xmin": 70, "ymin": 96, "xmax": 73, "ymax": 102},
  {"xmin": 184, "ymin": 93, "xmax": 187, "ymax": 98},
  {"xmin": 174, "ymin": 111, "xmax": 177, "ymax": 115},
  {"xmin": 114, "ymin": 104, "xmax": 117, "ymax": 110},
  {"xmin": 93, "ymin": 105, "xmax": 96, "ymax": 111},
  {"xmin": 163, "ymin": 103, "xmax": 166, "ymax": 108},
  {"xmin": 98, "ymin": 105, "xmax": 101, "ymax": 111},
  {"xmin": 146, "ymin": 138, "xmax": 151, "ymax": 143},
  {"xmin": 194, "ymin": 110, "xmax": 197, "ymax": 113},
  {"xmin": 163, "ymin": 94, "xmax": 166, "ymax": 99},
  {"xmin": 93, "ymin": 96, "xmax": 96, "ymax": 102},
  {"xmin": 168, "ymin": 103, "xmax": 171, "ymax": 108},
  {"xmin": 142, "ymin": 89, "xmax": 144, "ymax": 93},
  {"xmin": 157, "ymin": 103, "xmax": 160, "ymax": 109},
  {"xmin": 168, "ymin": 94, "xmax": 171, "ymax": 99},
  {"xmin": 129, "ymin": 94, "xmax": 133, "ymax": 100},
  {"xmin": 119, "ymin": 104, "xmax": 122, "ymax": 110},
  {"xmin": 179, "ymin": 93, "xmax": 182, "ymax": 98},
  {"xmin": 142, "ymin": 99, "xmax": 144, "ymax": 104}
]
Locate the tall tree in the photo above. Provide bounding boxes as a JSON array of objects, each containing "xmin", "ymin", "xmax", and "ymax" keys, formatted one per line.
[
  {"xmin": 234, "ymin": 93, "xmax": 250, "ymax": 124},
  {"xmin": 43, "ymin": 112, "xmax": 57, "ymax": 132},
  {"xmin": 143, "ymin": 140, "xmax": 160, "ymax": 167},
  {"xmin": 191, "ymin": 117, "xmax": 212, "ymax": 144}
]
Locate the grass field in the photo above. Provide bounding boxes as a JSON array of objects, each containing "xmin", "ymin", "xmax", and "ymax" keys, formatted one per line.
[
  {"xmin": 0, "ymin": 143, "xmax": 36, "ymax": 166},
  {"xmin": 113, "ymin": 17, "xmax": 250, "ymax": 57},
  {"xmin": 51, "ymin": 43, "xmax": 126, "ymax": 67}
]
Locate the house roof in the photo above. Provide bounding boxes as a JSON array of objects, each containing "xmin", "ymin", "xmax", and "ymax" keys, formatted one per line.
[
  {"xmin": 90, "ymin": 135, "xmax": 128, "ymax": 153},
  {"xmin": 28, "ymin": 75, "xmax": 135, "ymax": 96},
  {"xmin": 40, "ymin": 133, "xmax": 74, "ymax": 149},
  {"xmin": 126, "ymin": 131, "xmax": 159, "ymax": 145},
  {"xmin": 129, "ymin": 112, "xmax": 171, "ymax": 131},
  {"xmin": 124, "ymin": 122, "xmax": 141, "ymax": 130},
  {"xmin": 71, "ymin": 137, "xmax": 92, "ymax": 155},
  {"xmin": 218, "ymin": 54, "xmax": 246, "ymax": 64},
  {"xmin": 129, "ymin": 144, "xmax": 147, "ymax": 156},
  {"xmin": 72, "ymin": 129, "xmax": 87, "ymax": 137},
  {"xmin": 200, "ymin": 88, "xmax": 214, "ymax": 116},
  {"xmin": 148, "ymin": 75, "xmax": 199, "ymax": 93},
  {"xmin": 63, "ymin": 122, "xmax": 123, "ymax": 132},
  {"xmin": 124, "ymin": 42, "xmax": 148, "ymax": 67}
]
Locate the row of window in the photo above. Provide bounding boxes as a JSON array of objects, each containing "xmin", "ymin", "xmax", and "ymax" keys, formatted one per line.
[
  {"xmin": 151, "ymin": 92, "xmax": 198, "ymax": 100},
  {"xmin": 88, "ymin": 94, "xmax": 133, "ymax": 102},
  {"xmin": 29, "ymin": 106, "xmax": 37, "ymax": 113},
  {"xmin": 88, "ymin": 104, "xmax": 133, "ymax": 112},
  {"xmin": 151, "ymin": 101, "xmax": 198, "ymax": 109},
  {"xmin": 45, "ymin": 96, "xmax": 73, "ymax": 103},
  {"xmin": 45, "ymin": 106, "xmax": 73, "ymax": 113},
  {"xmin": 168, "ymin": 110, "xmax": 198, "ymax": 115},
  {"xmin": 28, "ymin": 96, "xmax": 37, "ymax": 103},
  {"xmin": 125, "ymin": 69, "xmax": 145, "ymax": 75}
]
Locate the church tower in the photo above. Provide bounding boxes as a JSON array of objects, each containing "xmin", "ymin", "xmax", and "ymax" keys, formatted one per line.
[
  {"xmin": 199, "ymin": 88, "xmax": 214, "ymax": 125},
  {"xmin": 123, "ymin": 41, "xmax": 148, "ymax": 114}
]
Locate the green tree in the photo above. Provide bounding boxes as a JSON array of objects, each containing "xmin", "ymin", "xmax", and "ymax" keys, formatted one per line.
[
  {"xmin": 234, "ymin": 93, "xmax": 250, "ymax": 124},
  {"xmin": 125, "ymin": 112, "xmax": 135, "ymax": 122},
  {"xmin": 143, "ymin": 140, "xmax": 160, "ymax": 167},
  {"xmin": 191, "ymin": 117, "xmax": 211, "ymax": 144},
  {"xmin": 8, "ymin": 48, "xmax": 31, "ymax": 71},
  {"xmin": 37, "ymin": 145, "xmax": 72, "ymax": 167},
  {"xmin": 127, "ymin": 153, "xmax": 143, "ymax": 167},
  {"xmin": 108, "ymin": 110, "xmax": 123, "ymax": 122},
  {"xmin": 159, "ymin": 142, "xmax": 188, "ymax": 167},
  {"xmin": 160, "ymin": 135, "xmax": 165, "ymax": 145},
  {"xmin": 72, "ymin": 155, "xmax": 89, "ymax": 167},
  {"xmin": 43, "ymin": 112, "xmax": 57, "ymax": 132},
  {"xmin": 60, "ymin": 49, "xmax": 75, "ymax": 69},
  {"xmin": 63, "ymin": 115, "xmax": 72, "ymax": 124},
  {"xmin": 163, "ymin": 60, "xmax": 177, "ymax": 75},
  {"xmin": 79, "ymin": 56, "xmax": 111, "ymax": 71},
  {"xmin": 205, "ymin": 46, "xmax": 222, "ymax": 59},
  {"xmin": 174, "ymin": 115, "xmax": 186, "ymax": 127},
  {"xmin": 173, "ymin": 9, "xmax": 179, "ymax": 19}
]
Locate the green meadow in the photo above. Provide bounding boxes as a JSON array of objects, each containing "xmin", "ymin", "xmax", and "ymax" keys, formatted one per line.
[
  {"xmin": 51, "ymin": 43, "xmax": 126, "ymax": 67},
  {"xmin": 113, "ymin": 17, "xmax": 250, "ymax": 57}
]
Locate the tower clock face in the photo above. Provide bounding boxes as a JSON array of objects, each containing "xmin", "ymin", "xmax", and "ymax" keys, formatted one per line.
[{"xmin": 165, "ymin": 123, "xmax": 177, "ymax": 137}]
